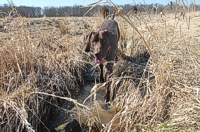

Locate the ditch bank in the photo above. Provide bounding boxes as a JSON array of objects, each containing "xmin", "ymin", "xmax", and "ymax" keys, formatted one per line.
[{"xmin": 46, "ymin": 50, "xmax": 151, "ymax": 132}]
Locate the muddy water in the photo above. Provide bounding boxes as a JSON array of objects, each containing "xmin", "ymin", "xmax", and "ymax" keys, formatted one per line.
[
  {"xmin": 50, "ymin": 63, "xmax": 117, "ymax": 131},
  {"xmin": 50, "ymin": 82, "xmax": 116, "ymax": 131},
  {"xmin": 77, "ymin": 83, "xmax": 116, "ymax": 125},
  {"xmin": 77, "ymin": 83, "xmax": 105, "ymax": 105}
]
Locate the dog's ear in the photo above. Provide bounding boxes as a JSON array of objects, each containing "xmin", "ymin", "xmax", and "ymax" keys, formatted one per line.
[
  {"xmin": 83, "ymin": 32, "xmax": 94, "ymax": 52},
  {"xmin": 99, "ymin": 29, "xmax": 107, "ymax": 39}
]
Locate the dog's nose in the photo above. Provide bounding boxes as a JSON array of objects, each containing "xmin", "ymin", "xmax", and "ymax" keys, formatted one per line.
[{"xmin": 95, "ymin": 53, "xmax": 101, "ymax": 58}]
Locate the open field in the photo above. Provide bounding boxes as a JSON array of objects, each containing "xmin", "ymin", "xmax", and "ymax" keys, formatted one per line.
[{"xmin": 0, "ymin": 6, "xmax": 200, "ymax": 132}]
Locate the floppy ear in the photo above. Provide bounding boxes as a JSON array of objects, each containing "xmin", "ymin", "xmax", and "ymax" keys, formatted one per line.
[
  {"xmin": 99, "ymin": 29, "xmax": 107, "ymax": 39},
  {"xmin": 83, "ymin": 32, "xmax": 93, "ymax": 52}
]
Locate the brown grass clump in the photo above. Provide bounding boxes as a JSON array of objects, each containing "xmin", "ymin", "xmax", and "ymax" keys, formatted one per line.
[
  {"xmin": 58, "ymin": 19, "xmax": 68, "ymax": 35},
  {"xmin": 93, "ymin": 11, "xmax": 104, "ymax": 29},
  {"xmin": 119, "ymin": 20, "xmax": 127, "ymax": 42}
]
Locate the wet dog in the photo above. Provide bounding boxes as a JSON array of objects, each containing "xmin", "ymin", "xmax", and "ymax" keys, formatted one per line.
[{"xmin": 83, "ymin": 14, "xmax": 120, "ymax": 108}]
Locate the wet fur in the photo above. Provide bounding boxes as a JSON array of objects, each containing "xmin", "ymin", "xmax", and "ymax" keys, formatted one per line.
[{"xmin": 83, "ymin": 14, "xmax": 120, "ymax": 106}]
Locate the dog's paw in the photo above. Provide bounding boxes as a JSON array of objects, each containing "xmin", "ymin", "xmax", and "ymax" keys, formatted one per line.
[{"xmin": 102, "ymin": 103, "xmax": 111, "ymax": 110}]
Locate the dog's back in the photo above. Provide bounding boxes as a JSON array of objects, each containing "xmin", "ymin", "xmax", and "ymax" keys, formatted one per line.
[{"xmin": 100, "ymin": 14, "xmax": 120, "ymax": 40}]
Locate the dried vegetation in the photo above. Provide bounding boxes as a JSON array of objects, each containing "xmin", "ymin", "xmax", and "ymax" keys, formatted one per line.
[
  {"xmin": 0, "ymin": 8, "xmax": 89, "ymax": 131},
  {"xmin": 83, "ymin": 3, "xmax": 200, "ymax": 132},
  {"xmin": 0, "ymin": 2, "xmax": 200, "ymax": 132}
]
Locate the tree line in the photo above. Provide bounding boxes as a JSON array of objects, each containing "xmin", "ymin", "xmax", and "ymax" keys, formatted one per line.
[{"xmin": 0, "ymin": 2, "xmax": 199, "ymax": 18}]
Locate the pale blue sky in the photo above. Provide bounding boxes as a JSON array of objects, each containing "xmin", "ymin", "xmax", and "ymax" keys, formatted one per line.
[
  {"xmin": 0, "ymin": 0, "xmax": 197, "ymax": 7},
  {"xmin": 0, "ymin": 0, "xmax": 175, "ymax": 7}
]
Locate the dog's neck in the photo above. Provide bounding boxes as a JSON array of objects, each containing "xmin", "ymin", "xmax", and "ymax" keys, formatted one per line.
[
  {"xmin": 105, "ymin": 46, "xmax": 111, "ymax": 58},
  {"xmin": 107, "ymin": 46, "xmax": 111, "ymax": 51}
]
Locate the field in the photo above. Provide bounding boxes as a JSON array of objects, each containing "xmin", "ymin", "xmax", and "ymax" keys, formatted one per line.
[{"xmin": 0, "ymin": 6, "xmax": 200, "ymax": 132}]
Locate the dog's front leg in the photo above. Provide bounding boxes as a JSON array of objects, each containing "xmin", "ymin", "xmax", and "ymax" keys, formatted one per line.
[
  {"xmin": 105, "ymin": 70, "xmax": 110, "ymax": 102},
  {"xmin": 99, "ymin": 64, "xmax": 104, "ymax": 83},
  {"xmin": 102, "ymin": 63, "xmax": 113, "ymax": 109}
]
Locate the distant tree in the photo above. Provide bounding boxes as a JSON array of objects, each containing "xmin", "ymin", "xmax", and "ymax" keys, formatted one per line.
[
  {"xmin": 0, "ymin": 3, "xmax": 199, "ymax": 18},
  {"xmin": 170, "ymin": 1, "xmax": 173, "ymax": 10}
]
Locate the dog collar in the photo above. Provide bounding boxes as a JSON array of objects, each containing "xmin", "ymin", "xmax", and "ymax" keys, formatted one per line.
[{"xmin": 107, "ymin": 46, "xmax": 111, "ymax": 51}]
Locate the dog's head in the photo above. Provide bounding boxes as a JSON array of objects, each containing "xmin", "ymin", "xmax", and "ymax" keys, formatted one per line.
[{"xmin": 83, "ymin": 30, "xmax": 111, "ymax": 64}]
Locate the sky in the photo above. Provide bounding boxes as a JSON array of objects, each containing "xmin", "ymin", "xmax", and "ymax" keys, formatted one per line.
[{"xmin": 0, "ymin": 0, "xmax": 181, "ymax": 7}]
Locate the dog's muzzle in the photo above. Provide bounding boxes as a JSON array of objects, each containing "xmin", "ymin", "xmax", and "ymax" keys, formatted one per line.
[
  {"xmin": 95, "ymin": 53, "xmax": 104, "ymax": 64},
  {"xmin": 94, "ymin": 46, "xmax": 111, "ymax": 64}
]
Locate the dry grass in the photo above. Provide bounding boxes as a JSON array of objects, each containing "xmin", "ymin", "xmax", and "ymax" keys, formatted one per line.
[
  {"xmin": 93, "ymin": 11, "xmax": 104, "ymax": 29},
  {"xmin": 0, "ymin": 2, "xmax": 200, "ymax": 132},
  {"xmin": 81, "ymin": 2, "xmax": 200, "ymax": 132},
  {"xmin": 95, "ymin": 4, "xmax": 200, "ymax": 132},
  {"xmin": 0, "ymin": 8, "xmax": 89, "ymax": 131}
]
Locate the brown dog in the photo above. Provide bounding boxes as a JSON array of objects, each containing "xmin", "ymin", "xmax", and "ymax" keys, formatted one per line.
[{"xmin": 83, "ymin": 14, "xmax": 120, "ymax": 107}]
